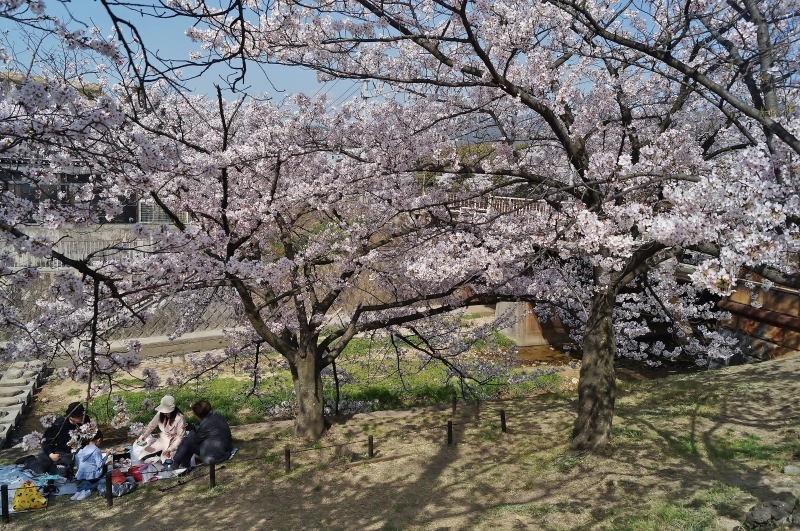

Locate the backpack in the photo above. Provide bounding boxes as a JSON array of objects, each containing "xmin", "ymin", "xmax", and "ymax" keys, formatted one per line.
[{"xmin": 11, "ymin": 481, "xmax": 47, "ymax": 511}]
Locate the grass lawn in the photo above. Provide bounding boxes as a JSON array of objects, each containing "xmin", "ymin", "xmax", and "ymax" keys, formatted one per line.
[{"xmin": 84, "ymin": 336, "xmax": 568, "ymax": 428}]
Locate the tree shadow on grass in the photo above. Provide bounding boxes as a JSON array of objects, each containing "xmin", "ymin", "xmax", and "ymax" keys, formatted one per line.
[{"xmin": 11, "ymin": 354, "xmax": 800, "ymax": 530}]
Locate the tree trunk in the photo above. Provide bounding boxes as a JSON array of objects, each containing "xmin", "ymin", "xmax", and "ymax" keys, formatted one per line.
[
  {"xmin": 289, "ymin": 347, "xmax": 326, "ymax": 440},
  {"xmin": 571, "ymin": 287, "xmax": 617, "ymax": 452}
]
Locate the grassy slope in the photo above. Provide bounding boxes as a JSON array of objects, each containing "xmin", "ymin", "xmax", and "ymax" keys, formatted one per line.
[{"xmin": 6, "ymin": 354, "xmax": 800, "ymax": 531}]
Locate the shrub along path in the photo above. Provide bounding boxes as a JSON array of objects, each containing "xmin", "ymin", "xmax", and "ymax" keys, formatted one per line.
[{"xmin": 3, "ymin": 354, "xmax": 800, "ymax": 530}]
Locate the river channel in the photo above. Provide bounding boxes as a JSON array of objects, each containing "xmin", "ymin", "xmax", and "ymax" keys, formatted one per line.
[{"xmin": 517, "ymin": 344, "xmax": 705, "ymax": 381}]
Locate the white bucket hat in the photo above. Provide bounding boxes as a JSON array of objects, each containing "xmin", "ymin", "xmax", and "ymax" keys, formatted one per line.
[{"xmin": 155, "ymin": 395, "xmax": 176, "ymax": 414}]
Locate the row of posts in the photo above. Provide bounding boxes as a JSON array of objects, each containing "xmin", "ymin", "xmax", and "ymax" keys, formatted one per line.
[
  {"xmin": 282, "ymin": 399, "xmax": 509, "ymax": 472},
  {"xmin": 0, "ymin": 398, "xmax": 507, "ymax": 519}
]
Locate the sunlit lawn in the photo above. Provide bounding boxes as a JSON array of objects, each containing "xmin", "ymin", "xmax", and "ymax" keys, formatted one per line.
[{"xmin": 91, "ymin": 336, "xmax": 565, "ymax": 427}]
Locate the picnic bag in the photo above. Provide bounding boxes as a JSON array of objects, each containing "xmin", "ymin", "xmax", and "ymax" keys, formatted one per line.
[
  {"xmin": 111, "ymin": 469, "xmax": 128, "ymax": 484},
  {"xmin": 128, "ymin": 463, "xmax": 156, "ymax": 482},
  {"xmin": 11, "ymin": 481, "xmax": 47, "ymax": 511},
  {"xmin": 127, "ymin": 464, "xmax": 144, "ymax": 482}
]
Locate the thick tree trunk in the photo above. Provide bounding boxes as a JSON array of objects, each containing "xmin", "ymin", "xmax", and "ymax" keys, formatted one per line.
[
  {"xmin": 571, "ymin": 287, "xmax": 617, "ymax": 452},
  {"xmin": 289, "ymin": 347, "xmax": 326, "ymax": 440}
]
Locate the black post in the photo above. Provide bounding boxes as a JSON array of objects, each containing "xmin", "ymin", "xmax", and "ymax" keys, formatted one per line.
[
  {"xmin": 368, "ymin": 435, "xmax": 374, "ymax": 458},
  {"xmin": 451, "ymin": 390, "xmax": 457, "ymax": 415},
  {"xmin": 474, "ymin": 399, "xmax": 480, "ymax": 420},
  {"xmin": 1, "ymin": 484, "xmax": 9, "ymax": 523},
  {"xmin": 284, "ymin": 447, "xmax": 291, "ymax": 473},
  {"xmin": 105, "ymin": 471, "xmax": 113, "ymax": 508},
  {"xmin": 447, "ymin": 420, "xmax": 453, "ymax": 445},
  {"xmin": 209, "ymin": 461, "xmax": 216, "ymax": 489},
  {"xmin": 500, "ymin": 409, "xmax": 507, "ymax": 433}
]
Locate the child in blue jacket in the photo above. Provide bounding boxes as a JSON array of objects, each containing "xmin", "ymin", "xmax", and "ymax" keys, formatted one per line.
[{"xmin": 72, "ymin": 431, "xmax": 107, "ymax": 500}]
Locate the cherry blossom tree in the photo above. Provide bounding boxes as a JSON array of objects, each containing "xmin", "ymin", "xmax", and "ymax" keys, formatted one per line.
[
  {"xmin": 151, "ymin": 0, "xmax": 800, "ymax": 450},
  {"xmin": 0, "ymin": 19, "xmax": 548, "ymax": 438},
  {"xmin": 0, "ymin": 4, "xmax": 526, "ymax": 441},
  {"xmin": 106, "ymin": 87, "xmax": 563, "ymax": 438},
  {"xmin": 4, "ymin": 1, "xmax": 800, "ymax": 450}
]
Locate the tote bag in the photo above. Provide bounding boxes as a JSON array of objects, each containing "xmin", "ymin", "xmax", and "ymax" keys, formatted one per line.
[{"xmin": 11, "ymin": 481, "xmax": 47, "ymax": 511}]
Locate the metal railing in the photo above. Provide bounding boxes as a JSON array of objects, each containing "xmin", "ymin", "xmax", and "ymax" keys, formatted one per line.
[{"xmin": 445, "ymin": 193, "xmax": 549, "ymax": 216}]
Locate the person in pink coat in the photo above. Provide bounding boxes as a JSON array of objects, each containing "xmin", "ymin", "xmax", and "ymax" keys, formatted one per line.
[{"xmin": 136, "ymin": 395, "xmax": 187, "ymax": 462}]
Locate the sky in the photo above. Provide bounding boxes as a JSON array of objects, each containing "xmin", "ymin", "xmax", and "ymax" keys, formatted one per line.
[{"xmin": 3, "ymin": 1, "xmax": 364, "ymax": 103}]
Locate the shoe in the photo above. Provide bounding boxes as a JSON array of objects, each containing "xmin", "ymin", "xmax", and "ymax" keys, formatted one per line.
[
  {"xmin": 70, "ymin": 491, "xmax": 81, "ymax": 501},
  {"xmin": 74, "ymin": 490, "xmax": 92, "ymax": 501},
  {"xmin": 175, "ymin": 467, "xmax": 193, "ymax": 477}
]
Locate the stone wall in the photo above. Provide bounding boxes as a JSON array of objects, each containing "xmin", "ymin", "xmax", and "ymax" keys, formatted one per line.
[{"xmin": 109, "ymin": 300, "xmax": 240, "ymax": 340}]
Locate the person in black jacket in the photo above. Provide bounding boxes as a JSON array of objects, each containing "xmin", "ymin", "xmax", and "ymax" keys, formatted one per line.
[
  {"xmin": 170, "ymin": 400, "xmax": 232, "ymax": 472},
  {"xmin": 33, "ymin": 402, "xmax": 90, "ymax": 476}
]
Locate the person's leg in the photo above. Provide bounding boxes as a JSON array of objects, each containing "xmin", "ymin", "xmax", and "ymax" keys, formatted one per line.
[
  {"xmin": 171, "ymin": 437, "xmax": 200, "ymax": 469},
  {"xmin": 55, "ymin": 453, "xmax": 75, "ymax": 479},
  {"xmin": 75, "ymin": 479, "xmax": 94, "ymax": 491},
  {"xmin": 142, "ymin": 437, "xmax": 167, "ymax": 456},
  {"xmin": 31, "ymin": 452, "xmax": 55, "ymax": 475}
]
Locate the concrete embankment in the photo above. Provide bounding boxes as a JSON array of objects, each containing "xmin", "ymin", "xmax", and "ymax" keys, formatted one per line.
[{"xmin": 0, "ymin": 360, "xmax": 47, "ymax": 446}]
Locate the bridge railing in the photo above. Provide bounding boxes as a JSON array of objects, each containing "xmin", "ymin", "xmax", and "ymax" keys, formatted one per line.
[{"xmin": 445, "ymin": 193, "xmax": 549, "ymax": 216}]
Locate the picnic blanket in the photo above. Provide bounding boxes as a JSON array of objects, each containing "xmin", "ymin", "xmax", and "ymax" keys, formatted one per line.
[
  {"xmin": 1, "ymin": 446, "xmax": 240, "ymax": 511},
  {"xmin": 0, "ymin": 465, "xmax": 79, "ymax": 513},
  {"xmin": 132, "ymin": 443, "xmax": 238, "ymax": 471}
]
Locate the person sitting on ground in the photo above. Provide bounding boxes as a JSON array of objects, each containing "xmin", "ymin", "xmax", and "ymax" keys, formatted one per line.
[
  {"xmin": 136, "ymin": 395, "xmax": 187, "ymax": 463},
  {"xmin": 170, "ymin": 400, "xmax": 233, "ymax": 473},
  {"xmin": 72, "ymin": 430, "xmax": 107, "ymax": 501},
  {"xmin": 28, "ymin": 402, "xmax": 91, "ymax": 477}
]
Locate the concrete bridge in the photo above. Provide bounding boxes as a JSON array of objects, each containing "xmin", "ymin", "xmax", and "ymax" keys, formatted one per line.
[
  {"xmin": 718, "ymin": 282, "xmax": 800, "ymax": 362},
  {"xmin": 495, "ymin": 302, "xmax": 571, "ymax": 347}
]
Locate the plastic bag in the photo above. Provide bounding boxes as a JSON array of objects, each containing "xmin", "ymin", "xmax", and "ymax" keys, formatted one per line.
[
  {"xmin": 110, "ymin": 478, "xmax": 136, "ymax": 497},
  {"xmin": 128, "ymin": 463, "xmax": 157, "ymax": 482},
  {"xmin": 138, "ymin": 462, "xmax": 158, "ymax": 482}
]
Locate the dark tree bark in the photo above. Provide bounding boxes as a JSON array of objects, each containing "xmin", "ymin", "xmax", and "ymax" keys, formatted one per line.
[
  {"xmin": 289, "ymin": 345, "xmax": 326, "ymax": 440},
  {"xmin": 571, "ymin": 283, "xmax": 617, "ymax": 452}
]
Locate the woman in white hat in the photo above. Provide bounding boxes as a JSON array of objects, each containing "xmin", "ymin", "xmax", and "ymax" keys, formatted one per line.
[{"xmin": 136, "ymin": 395, "xmax": 187, "ymax": 463}]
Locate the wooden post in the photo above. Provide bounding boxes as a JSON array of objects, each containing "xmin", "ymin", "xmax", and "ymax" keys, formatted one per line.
[
  {"xmin": 1, "ymin": 484, "xmax": 9, "ymax": 523},
  {"xmin": 368, "ymin": 435, "xmax": 374, "ymax": 458},
  {"xmin": 447, "ymin": 420, "xmax": 453, "ymax": 445},
  {"xmin": 500, "ymin": 409, "xmax": 507, "ymax": 433},
  {"xmin": 474, "ymin": 399, "xmax": 480, "ymax": 420},
  {"xmin": 209, "ymin": 462, "xmax": 216, "ymax": 488},
  {"xmin": 284, "ymin": 447, "xmax": 291, "ymax": 473},
  {"xmin": 451, "ymin": 390, "xmax": 457, "ymax": 415},
  {"xmin": 105, "ymin": 471, "xmax": 113, "ymax": 508}
]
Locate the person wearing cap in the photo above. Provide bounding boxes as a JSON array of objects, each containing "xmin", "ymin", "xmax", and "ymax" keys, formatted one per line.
[
  {"xmin": 32, "ymin": 402, "xmax": 90, "ymax": 476},
  {"xmin": 136, "ymin": 395, "xmax": 187, "ymax": 463}
]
